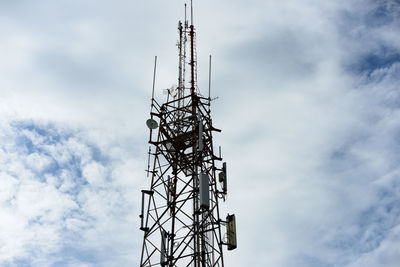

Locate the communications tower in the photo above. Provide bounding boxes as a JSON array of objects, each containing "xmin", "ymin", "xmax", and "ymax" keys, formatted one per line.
[{"xmin": 139, "ymin": 4, "xmax": 237, "ymax": 267}]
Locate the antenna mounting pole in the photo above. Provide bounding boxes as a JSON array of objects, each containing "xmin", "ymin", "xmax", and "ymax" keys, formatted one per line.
[
  {"xmin": 189, "ymin": 25, "xmax": 195, "ymax": 96},
  {"xmin": 185, "ymin": 3, "xmax": 187, "ymax": 25},
  {"xmin": 208, "ymin": 55, "xmax": 212, "ymax": 101},
  {"xmin": 151, "ymin": 56, "xmax": 157, "ymax": 112},
  {"xmin": 190, "ymin": 0, "xmax": 194, "ymax": 25}
]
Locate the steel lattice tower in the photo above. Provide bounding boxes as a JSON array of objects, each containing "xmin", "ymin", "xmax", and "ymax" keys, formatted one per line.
[{"xmin": 139, "ymin": 5, "xmax": 236, "ymax": 267}]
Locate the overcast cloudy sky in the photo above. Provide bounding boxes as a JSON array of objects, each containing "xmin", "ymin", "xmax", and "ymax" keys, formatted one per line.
[{"xmin": 0, "ymin": 0, "xmax": 400, "ymax": 266}]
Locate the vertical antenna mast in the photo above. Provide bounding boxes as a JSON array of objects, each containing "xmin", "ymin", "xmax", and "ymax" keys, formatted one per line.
[
  {"xmin": 189, "ymin": 17, "xmax": 195, "ymax": 95},
  {"xmin": 208, "ymin": 55, "xmax": 212, "ymax": 101},
  {"xmin": 151, "ymin": 56, "xmax": 157, "ymax": 111},
  {"xmin": 178, "ymin": 22, "xmax": 184, "ymax": 95},
  {"xmin": 185, "ymin": 3, "xmax": 187, "ymax": 23},
  {"xmin": 191, "ymin": 0, "xmax": 194, "ymax": 25}
]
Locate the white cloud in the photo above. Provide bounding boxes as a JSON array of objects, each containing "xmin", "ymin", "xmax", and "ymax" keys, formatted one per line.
[
  {"xmin": 0, "ymin": 121, "xmax": 141, "ymax": 266},
  {"xmin": 82, "ymin": 162, "xmax": 107, "ymax": 186},
  {"xmin": 0, "ymin": 0, "xmax": 399, "ymax": 266}
]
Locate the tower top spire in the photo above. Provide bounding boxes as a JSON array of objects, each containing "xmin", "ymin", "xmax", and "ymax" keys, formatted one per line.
[{"xmin": 190, "ymin": 0, "xmax": 194, "ymax": 25}]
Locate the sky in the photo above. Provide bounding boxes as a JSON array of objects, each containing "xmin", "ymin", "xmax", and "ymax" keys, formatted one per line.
[{"xmin": 0, "ymin": 0, "xmax": 400, "ymax": 266}]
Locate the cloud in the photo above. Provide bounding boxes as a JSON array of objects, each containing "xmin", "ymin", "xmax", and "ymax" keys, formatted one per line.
[
  {"xmin": 210, "ymin": 1, "xmax": 400, "ymax": 266},
  {"xmin": 0, "ymin": 121, "xmax": 144, "ymax": 266},
  {"xmin": 0, "ymin": 0, "xmax": 399, "ymax": 266}
]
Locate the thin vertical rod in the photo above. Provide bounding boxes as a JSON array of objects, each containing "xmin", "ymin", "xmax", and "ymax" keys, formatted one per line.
[
  {"xmin": 185, "ymin": 3, "xmax": 187, "ymax": 25},
  {"xmin": 208, "ymin": 55, "xmax": 212, "ymax": 101},
  {"xmin": 140, "ymin": 192, "xmax": 145, "ymax": 228},
  {"xmin": 178, "ymin": 22, "xmax": 184, "ymax": 92},
  {"xmin": 146, "ymin": 147, "xmax": 151, "ymax": 177},
  {"xmin": 190, "ymin": 0, "xmax": 193, "ymax": 25},
  {"xmin": 149, "ymin": 55, "xmax": 157, "ymax": 150},
  {"xmin": 190, "ymin": 26, "xmax": 195, "ymax": 96},
  {"xmin": 152, "ymin": 56, "xmax": 157, "ymax": 101},
  {"xmin": 177, "ymin": 22, "xmax": 184, "ymax": 124}
]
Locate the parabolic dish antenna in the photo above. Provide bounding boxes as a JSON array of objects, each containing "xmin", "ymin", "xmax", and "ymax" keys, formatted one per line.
[{"xmin": 146, "ymin": 118, "xmax": 158, "ymax": 129}]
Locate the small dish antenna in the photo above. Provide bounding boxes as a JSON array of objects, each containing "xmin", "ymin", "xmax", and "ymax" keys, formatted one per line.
[
  {"xmin": 146, "ymin": 118, "xmax": 158, "ymax": 129},
  {"xmin": 163, "ymin": 85, "xmax": 178, "ymax": 98}
]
